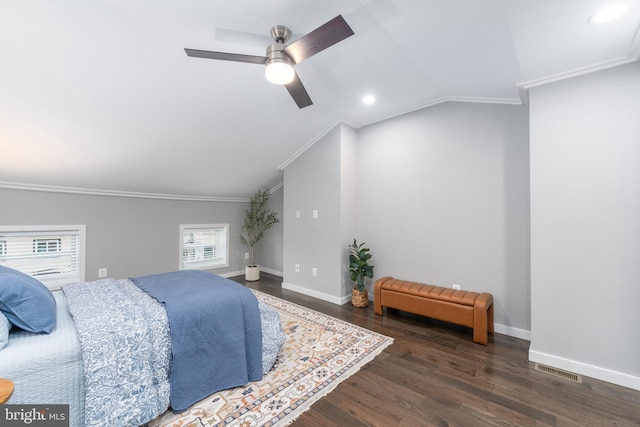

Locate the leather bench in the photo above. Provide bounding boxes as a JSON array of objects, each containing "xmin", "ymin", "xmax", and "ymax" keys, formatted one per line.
[{"xmin": 374, "ymin": 276, "xmax": 494, "ymax": 345}]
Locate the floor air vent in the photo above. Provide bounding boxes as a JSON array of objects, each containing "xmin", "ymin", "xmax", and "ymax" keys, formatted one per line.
[{"xmin": 535, "ymin": 363, "xmax": 582, "ymax": 383}]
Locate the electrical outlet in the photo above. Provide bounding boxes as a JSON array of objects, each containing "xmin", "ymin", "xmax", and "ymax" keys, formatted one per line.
[
  {"xmin": 244, "ymin": 252, "xmax": 249, "ymax": 260},
  {"xmin": 312, "ymin": 209, "xmax": 318, "ymax": 219},
  {"xmin": 452, "ymin": 284, "xmax": 461, "ymax": 291},
  {"xmin": 312, "ymin": 267, "xmax": 318, "ymax": 277},
  {"xmin": 295, "ymin": 264, "xmax": 300, "ymax": 273},
  {"xmin": 98, "ymin": 268, "xmax": 107, "ymax": 278}
]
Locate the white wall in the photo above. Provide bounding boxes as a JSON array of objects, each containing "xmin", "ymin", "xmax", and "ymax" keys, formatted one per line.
[
  {"xmin": 529, "ymin": 62, "xmax": 640, "ymax": 390},
  {"xmin": 356, "ymin": 102, "xmax": 531, "ymax": 336}
]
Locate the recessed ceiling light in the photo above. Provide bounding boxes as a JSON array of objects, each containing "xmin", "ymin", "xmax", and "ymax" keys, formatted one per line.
[
  {"xmin": 589, "ymin": 1, "xmax": 633, "ymax": 24},
  {"xmin": 362, "ymin": 94, "xmax": 376, "ymax": 105}
]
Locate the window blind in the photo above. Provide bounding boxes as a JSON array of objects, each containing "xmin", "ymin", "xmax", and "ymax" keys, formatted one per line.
[
  {"xmin": 0, "ymin": 225, "xmax": 85, "ymax": 288},
  {"xmin": 180, "ymin": 224, "xmax": 229, "ymax": 270}
]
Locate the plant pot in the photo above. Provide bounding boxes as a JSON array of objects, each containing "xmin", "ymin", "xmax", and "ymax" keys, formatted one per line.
[
  {"xmin": 245, "ymin": 265, "xmax": 260, "ymax": 282},
  {"xmin": 351, "ymin": 288, "xmax": 369, "ymax": 308}
]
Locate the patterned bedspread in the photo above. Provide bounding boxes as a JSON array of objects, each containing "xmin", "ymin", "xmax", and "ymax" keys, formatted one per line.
[
  {"xmin": 62, "ymin": 276, "xmax": 286, "ymax": 426},
  {"xmin": 63, "ymin": 279, "xmax": 171, "ymax": 427}
]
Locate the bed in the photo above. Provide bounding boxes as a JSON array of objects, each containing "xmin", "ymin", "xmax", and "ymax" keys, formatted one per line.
[{"xmin": 0, "ymin": 267, "xmax": 286, "ymax": 427}]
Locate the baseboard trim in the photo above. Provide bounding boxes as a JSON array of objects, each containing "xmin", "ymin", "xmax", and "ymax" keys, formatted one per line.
[
  {"xmin": 219, "ymin": 270, "xmax": 244, "ymax": 279},
  {"xmin": 529, "ymin": 349, "xmax": 640, "ymax": 392},
  {"xmin": 220, "ymin": 267, "xmax": 283, "ymax": 280},
  {"xmin": 278, "ymin": 285, "xmax": 536, "ymax": 336},
  {"xmin": 260, "ymin": 267, "xmax": 283, "ymax": 277},
  {"xmin": 281, "ymin": 282, "xmax": 348, "ymax": 305},
  {"xmin": 494, "ymin": 324, "xmax": 531, "ymax": 341}
]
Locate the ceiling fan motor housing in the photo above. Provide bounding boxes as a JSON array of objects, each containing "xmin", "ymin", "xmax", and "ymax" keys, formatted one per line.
[
  {"xmin": 266, "ymin": 44, "xmax": 293, "ymax": 65},
  {"xmin": 270, "ymin": 25, "xmax": 292, "ymax": 44}
]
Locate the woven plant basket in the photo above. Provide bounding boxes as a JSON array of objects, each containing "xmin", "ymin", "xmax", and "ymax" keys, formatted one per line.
[{"xmin": 351, "ymin": 288, "xmax": 369, "ymax": 308}]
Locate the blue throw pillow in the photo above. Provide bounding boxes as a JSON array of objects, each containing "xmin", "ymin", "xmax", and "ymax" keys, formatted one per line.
[
  {"xmin": 0, "ymin": 311, "xmax": 11, "ymax": 350},
  {"xmin": 0, "ymin": 265, "xmax": 57, "ymax": 333}
]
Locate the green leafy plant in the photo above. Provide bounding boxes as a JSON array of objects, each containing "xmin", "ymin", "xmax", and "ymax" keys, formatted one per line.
[
  {"xmin": 240, "ymin": 189, "xmax": 280, "ymax": 267},
  {"xmin": 349, "ymin": 239, "xmax": 374, "ymax": 292}
]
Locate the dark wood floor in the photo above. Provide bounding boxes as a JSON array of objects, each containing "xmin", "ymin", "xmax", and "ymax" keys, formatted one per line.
[{"xmin": 232, "ymin": 273, "xmax": 640, "ymax": 427}]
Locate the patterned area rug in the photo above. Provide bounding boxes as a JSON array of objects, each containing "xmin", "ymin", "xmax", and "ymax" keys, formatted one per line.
[{"xmin": 147, "ymin": 290, "xmax": 393, "ymax": 427}]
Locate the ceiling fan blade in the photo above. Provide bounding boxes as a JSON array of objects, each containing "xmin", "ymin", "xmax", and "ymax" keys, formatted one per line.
[
  {"xmin": 184, "ymin": 48, "xmax": 267, "ymax": 65},
  {"xmin": 285, "ymin": 72, "xmax": 313, "ymax": 109},
  {"xmin": 284, "ymin": 15, "xmax": 354, "ymax": 64}
]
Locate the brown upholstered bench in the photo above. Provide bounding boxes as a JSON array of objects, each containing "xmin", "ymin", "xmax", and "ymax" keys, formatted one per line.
[{"xmin": 374, "ymin": 276, "xmax": 494, "ymax": 345}]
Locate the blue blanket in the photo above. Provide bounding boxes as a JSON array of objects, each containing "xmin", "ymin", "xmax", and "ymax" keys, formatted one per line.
[{"xmin": 131, "ymin": 270, "xmax": 263, "ymax": 412}]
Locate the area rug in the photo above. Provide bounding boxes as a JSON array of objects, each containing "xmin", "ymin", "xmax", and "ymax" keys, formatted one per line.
[{"xmin": 147, "ymin": 290, "xmax": 393, "ymax": 427}]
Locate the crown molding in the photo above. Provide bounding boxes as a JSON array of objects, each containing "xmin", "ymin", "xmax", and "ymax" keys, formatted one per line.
[
  {"xmin": 277, "ymin": 120, "xmax": 343, "ymax": 170},
  {"xmin": 517, "ymin": 52, "xmax": 640, "ymax": 101},
  {"xmin": 356, "ymin": 96, "xmax": 523, "ymax": 129},
  {"xmin": 276, "ymin": 96, "xmax": 523, "ymax": 171},
  {"xmin": 270, "ymin": 181, "xmax": 284, "ymax": 193},
  {"xmin": 0, "ymin": 181, "xmax": 249, "ymax": 202},
  {"xmin": 516, "ymin": 26, "xmax": 640, "ymax": 104}
]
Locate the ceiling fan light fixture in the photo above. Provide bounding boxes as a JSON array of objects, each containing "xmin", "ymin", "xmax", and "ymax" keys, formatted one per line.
[
  {"xmin": 265, "ymin": 58, "xmax": 295, "ymax": 85},
  {"xmin": 265, "ymin": 44, "xmax": 295, "ymax": 85}
]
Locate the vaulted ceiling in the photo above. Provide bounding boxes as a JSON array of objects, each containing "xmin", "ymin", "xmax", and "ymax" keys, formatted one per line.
[{"xmin": 1, "ymin": 0, "xmax": 639, "ymax": 199}]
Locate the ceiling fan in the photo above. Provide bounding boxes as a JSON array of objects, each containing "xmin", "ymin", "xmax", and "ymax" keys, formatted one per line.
[{"xmin": 185, "ymin": 15, "xmax": 354, "ymax": 109}]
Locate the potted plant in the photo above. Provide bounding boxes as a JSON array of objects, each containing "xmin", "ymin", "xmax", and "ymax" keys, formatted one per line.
[
  {"xmin": 349, "ymin": 239, "xmax": 374, "ymax": 307},
  {"xmin": 240, "ymin": 188, "xmax": 280, "ymax": 281}
]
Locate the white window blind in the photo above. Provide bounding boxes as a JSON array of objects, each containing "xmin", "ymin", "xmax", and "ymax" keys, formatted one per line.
[
  {"xmin": 0, "ymin": 225, "xmax": 86, "ymax": 289},
  {"xmin": 179, "ymin": 224, "xmax": 229, "ymax": 270}
]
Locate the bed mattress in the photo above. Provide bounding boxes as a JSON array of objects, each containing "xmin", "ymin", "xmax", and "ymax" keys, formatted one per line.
[{"xmin": 0, "ymin": 290, "xmax": 84, "ymax": 427}]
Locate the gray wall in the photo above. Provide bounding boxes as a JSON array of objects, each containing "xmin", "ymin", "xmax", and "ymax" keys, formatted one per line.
[
  {"xmin": 0, "ymin": 188, "xmax": 283, "ymax": 280},
  {"xmin": 529, "ymin": 61, "xmax": 640, "ymax": 389},
  {"xmin": 282, "ymin": 102, "xmax": 530, "ymax": 335},
  {"xmin": 339, "ymin": 125, "xmax": 358, "ymax": 297},
  {"xmin": 356, "ymin": 102, "xmax": 531, "ymax": 336},
  {"xmin": 283, "ymin": 125, "xmax": 355, "ymax": 303},
  {"xmin": 259, "ymin": 185, "xmax": 284, "ymax": 275}
]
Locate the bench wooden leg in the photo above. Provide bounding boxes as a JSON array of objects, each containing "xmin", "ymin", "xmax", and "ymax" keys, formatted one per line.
[
  {"xmin": 473, "ymin": 293, "xmax": 494, "ymax": 345},
  {"xmin": 374, "ymin": 276, "xmax": 389, "ymax": 315},
  {"xmin": 488, "ymin": 303, "xmax": 494, "ymax": 333}
]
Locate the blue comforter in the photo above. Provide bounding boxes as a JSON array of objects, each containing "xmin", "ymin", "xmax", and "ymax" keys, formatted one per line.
[{"xmin": 130, "ymin": 270, "xmax": 263, "ymax": 412}]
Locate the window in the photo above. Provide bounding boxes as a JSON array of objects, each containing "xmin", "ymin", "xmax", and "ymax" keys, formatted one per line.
[
  {"xmin": 0, "ymin": 225, "xmax": 86, "ymax": 289},
  {"xmin": 34, "ymin": 238, "xmax": 62, "ymax": 253},
  {"xmin": 179, "ymin": 224, "xmax": 229, "ymax": 270}
]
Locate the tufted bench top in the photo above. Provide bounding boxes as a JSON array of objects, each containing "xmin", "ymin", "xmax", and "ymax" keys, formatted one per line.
[
  {"xmin": 378, "ymin": 277, "xmax": 481, "ymax": 307},
  {"xmin": 375, "ymin": 276, "xmax": 494, "ymax": 344}
]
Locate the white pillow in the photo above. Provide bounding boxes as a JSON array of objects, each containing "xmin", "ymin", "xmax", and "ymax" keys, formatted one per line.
[{"xmin": 0, "ymin": 311, "xmax": 11, "ymax": 350}]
